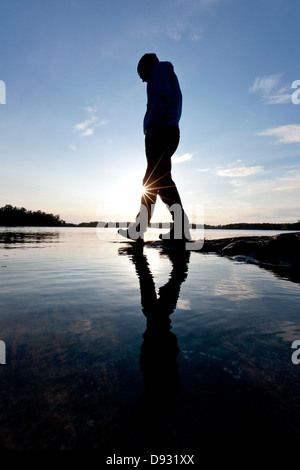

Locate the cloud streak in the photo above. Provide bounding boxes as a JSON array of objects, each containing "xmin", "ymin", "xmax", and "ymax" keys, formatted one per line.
[
  {"xmin": 74, "ymin": 106, "xmax": 107, "ymax": 137},
  {"xmin": 249, "ymin": 74, "xmax": 291, "ymax": 104},
  {"xmin": 166, "ymin": 21, "xmax": 202, "ymax": 42},
  {"xmin": 216, "ymin": 164, "xmax": 263, "ymax": 177},
  {"xmin": 259, "ymin": 124, "xmax": 300, "ymax": 143},
  {"xmin": 275, "ymin": 170, "xmax": 300, "ymax": 191},
  {"xmin": 167, "ymin": 21, "xmax": 186, "ymax": 41}
]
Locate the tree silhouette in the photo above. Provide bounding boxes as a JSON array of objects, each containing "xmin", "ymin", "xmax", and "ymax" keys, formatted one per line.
[{"xmin": 0, "ymin": 205, "xmax": 66, "ymax": 226}]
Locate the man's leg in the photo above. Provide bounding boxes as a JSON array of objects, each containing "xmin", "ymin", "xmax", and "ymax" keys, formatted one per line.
[
  {"xmin": 143, "ymin": 127, "xmax": 181, "ymax": 209},
  {"xmin": 118, "ymin": 127, "xmax": 190, "ymax": 240},
  {"xmin": 118, "ymin": 138, "xmax": 159, "ymax": 240},
  {"xmin": 159, "ymin": 183, "xmax": 191, "ymax": 241},
  {"xmin": 149, "ymin": 128, "xmax": 190, "ymax": 240}
]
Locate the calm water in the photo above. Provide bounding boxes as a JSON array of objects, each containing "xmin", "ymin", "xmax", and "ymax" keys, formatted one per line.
[{"xmin": 0, "ymin": 227, "xmax": 300, "ymax": 456}]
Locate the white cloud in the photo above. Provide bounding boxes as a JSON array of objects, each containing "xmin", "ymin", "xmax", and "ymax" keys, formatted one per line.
[
  {"xmin": 85, "ymin": 106, "xmax": 97, "ymax": 113},
  {"xmin": 69, "ymin": 144, "xmax": 77, "ymax": 151},
  {"xmin": 274, "ymin": 170, "xmax": 300, "ymax": 191},
  {"xmin": 216, "ymin": 165, "xmax": 263, "ymax": 177},
  {"xmin": 172, "ymin": 152, "xmax": 193, "ymax": 164},
  {"xmin": 75, "ymin": 117, "xmax": 96, "ymax": 131},
  {"xmin": 80, "ymin": 128, "xmax": 94, "ymax": 137},
  {"xmin": 190, "ymin": 29, "xmax": 202, "ymax": 41},
  {"xmin": 266, "ymin": 88, "xmax": 292, "ymax": 104},
  {"xmin": 98, "ymin": 120, "xmax": 109, "ymax": 127},
  {"xmin": 249, "ymin": 74, "xmax": 291, "ymax": 104},
  {"xmin": 74, "ymin": 106, "xmax": 107, "ymax": 137},
  {"xmin": 250, "ymin": 74, "xmax": 281, "ymax": 95},
  {"xmin": 228, "ymin": 169, "xmax": 300, "ymax": 197},
  {"xmin": 167, "ymin": 21, "xmax": 186, "ymax": 41},
  {"xmin": 258, "ymin": 124, "xmax": 300, "ymax": 144},
  {"xmin": 166, "ymin": 21, "xmax": 202, "ymax": 42}
]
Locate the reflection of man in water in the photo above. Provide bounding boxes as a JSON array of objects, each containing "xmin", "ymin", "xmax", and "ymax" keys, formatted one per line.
[
  {"xmin": 119, "ymin": 244, "xmax": 190, "ymax": 448},
  {"xmin": 118, "ymin": 53, "xmax": 190, "ymax": 242}
]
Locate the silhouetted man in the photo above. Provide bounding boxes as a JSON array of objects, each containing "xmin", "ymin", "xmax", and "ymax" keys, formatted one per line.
[{"xmin": 118, "ymin": 53, "xmax": 190, "ymax": 242}]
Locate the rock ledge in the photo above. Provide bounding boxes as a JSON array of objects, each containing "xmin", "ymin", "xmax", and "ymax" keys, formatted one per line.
[{"xmin": 202, "ymin": 232, "xmax": 300, "ymax": 267}]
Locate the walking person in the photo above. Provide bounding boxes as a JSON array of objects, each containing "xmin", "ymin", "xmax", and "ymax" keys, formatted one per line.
[{"xmin": 118, "ymin": 53, "xmax": 190, "ymax": 242}]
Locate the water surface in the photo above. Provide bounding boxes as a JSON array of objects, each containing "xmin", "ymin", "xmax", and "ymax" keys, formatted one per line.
[{"xmin": 0, "ymin": 227, "xmax": 300, "ymax": 456}]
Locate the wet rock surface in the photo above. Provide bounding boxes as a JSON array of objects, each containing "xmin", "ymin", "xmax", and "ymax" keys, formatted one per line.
[{"xmin": 202, "ymin": 232, "xmax": 300, "ymax": 268}]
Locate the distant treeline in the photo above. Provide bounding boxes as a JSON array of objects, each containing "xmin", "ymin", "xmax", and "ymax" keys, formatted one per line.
[
  {"xmin": 204, "ymin": 222, "xmax": 300, "ymax": 230},
  {"xmin": 1, "ymin": 205, "xmax": 299, "ymax": 230},
  {"xmin": 0, "ymin": 205, "xmax": 69, "ymax": 227}
]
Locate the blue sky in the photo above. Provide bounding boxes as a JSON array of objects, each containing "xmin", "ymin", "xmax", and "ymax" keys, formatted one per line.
[{"xmin": 1, "ymin": 0, "xmax": 300, "ymax": 224}]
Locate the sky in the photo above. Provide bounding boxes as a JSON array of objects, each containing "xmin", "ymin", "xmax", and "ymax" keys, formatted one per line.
[{"xmin": 1, "ymin": 0, "xmax": 300, "ymax": 225}]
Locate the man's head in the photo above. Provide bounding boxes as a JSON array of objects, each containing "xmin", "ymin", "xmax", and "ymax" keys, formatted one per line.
[{"xmin": 137, "ymin": 53, "xmax": 159, "ymax": 82}]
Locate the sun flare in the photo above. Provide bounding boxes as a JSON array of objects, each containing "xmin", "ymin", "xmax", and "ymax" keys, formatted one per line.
[
  {"xmin": 106, "ymin": 173, "xmax": 144, "ymax": 221},
  {"xmin": 100, "ymin": 171, "xmax": 175, "ymax": 225}
]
